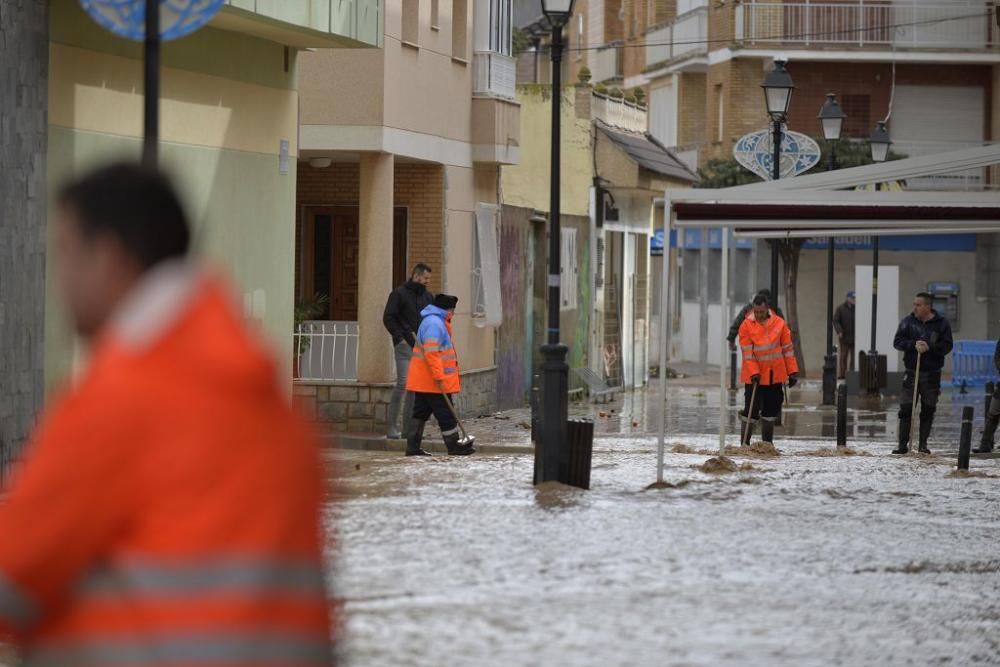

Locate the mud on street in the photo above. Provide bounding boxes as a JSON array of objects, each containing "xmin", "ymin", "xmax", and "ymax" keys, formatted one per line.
[{"xmin": 324, "ymin": 382, "xmax": 1000, "ymax": 667}]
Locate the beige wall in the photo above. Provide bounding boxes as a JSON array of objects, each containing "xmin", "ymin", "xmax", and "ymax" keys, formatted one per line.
[{"xmin": 501, "ymin": 85, "xmax": 593, "ymax": 217}]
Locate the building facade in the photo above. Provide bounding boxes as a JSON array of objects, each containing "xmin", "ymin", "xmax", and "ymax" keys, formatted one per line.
[
  {"xmin": 292, "ymin": 0, "xmax": 521, "ymax": 431},
  {"xmin": 0, "ymin": 0, "xmax": 378, "ymax": 463},
  {"xmin": 559, "ymin": 0, "xmax": 1000, "ymax": 374}
]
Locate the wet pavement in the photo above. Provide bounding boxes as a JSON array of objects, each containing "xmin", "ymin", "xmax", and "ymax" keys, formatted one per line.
[{"xmin": 326, "ymin": 380, "xmax": 1000, "ymax": 666}]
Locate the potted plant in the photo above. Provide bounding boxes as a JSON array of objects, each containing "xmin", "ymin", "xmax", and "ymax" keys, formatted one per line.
[{"xmin": 293, "ymin": 292, "xmax": 330, "ymax": 377}]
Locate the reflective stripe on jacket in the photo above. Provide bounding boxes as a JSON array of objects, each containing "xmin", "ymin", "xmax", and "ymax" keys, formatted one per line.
[
  {"xmin": 0, "ymin": 268, "xmax": 332, "ymax": 663},
  {"xmin": 739, "ymin": 311, "xmax": 799, "ymax": 386},
  {"xmin": 406, "ymin": 305, "xmax": 461, "ymax": 394}
]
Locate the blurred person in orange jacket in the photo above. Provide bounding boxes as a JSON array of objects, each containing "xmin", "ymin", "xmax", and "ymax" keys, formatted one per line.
[
  {"xmin": 738, "ymin": 293, "xmax": 799, "ymax": 446},
  {"xmin": 0, "ymin": 163, "xmax": 334, "ymax": 664},
  {"xmin": 404, "ymin": 294, "xmax": 474, "ymax": 457}
]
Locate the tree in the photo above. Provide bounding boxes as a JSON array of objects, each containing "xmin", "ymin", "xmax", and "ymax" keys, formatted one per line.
[{"xmin": 696, "ymin": 141, "xmax": 905, "ymax": 375}]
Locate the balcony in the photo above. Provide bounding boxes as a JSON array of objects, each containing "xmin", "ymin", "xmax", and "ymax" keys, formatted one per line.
[
  {"xmin": 474, "ymin": 51, "xmax": 516, "ymax": 99},
  {"xmin": 591, "ymin": 93, "xmax": 647, "ymax": 133},
  {"xmin": 591, "ymin": 42, "xmax": 624, "ymax": 84},
  {"xmin": 736, "ymin": 1, "xmax": 995, "ymax": 50},
  {"xmin": 218, "ymin": 0, "xmax": 382, "ymax": 47},
  {"xmin": 645, "ymin": 5, "xmax": 709, "ymax": 69}
]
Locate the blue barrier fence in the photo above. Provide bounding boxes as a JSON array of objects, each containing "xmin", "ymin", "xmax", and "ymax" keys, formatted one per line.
[{"xmin": 952, "ymin": 340, "xmax": 1000, "ymax": 387}]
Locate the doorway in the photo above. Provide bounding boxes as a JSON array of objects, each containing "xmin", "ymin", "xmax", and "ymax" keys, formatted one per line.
[{"xmin": 300, "ymin": 206, "xmax": 408, "ymax": 320}]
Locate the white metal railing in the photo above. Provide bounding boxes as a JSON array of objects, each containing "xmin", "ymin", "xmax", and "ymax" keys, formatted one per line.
[
  {"xmin": 738, "ymin": 1, "xmax": 993, "ymax": 48},
  {"xmin": 591, "ymin": 42, "xmax": 624, "ymax": 83},
  {"xmin": 473, "ymin": 51, "xmax": 516, "ymax": 99},
  {"xmin": 591, "ymin": 93, "xmax": 647, "ymax": 132},
  {"xmin": 645, "ymin": 6, "xmax": 709, "ymax": 68},
  {"xmin": 294, "ymin": 321, "xmax": 359, "ymax": 382}
]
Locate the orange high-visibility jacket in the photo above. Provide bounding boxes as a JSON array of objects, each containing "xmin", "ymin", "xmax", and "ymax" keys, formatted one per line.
[
  {"xmin": 739, "ymin": 311, "xmax": 799, "ymax": 386},
  {"xmin": 0, "ymin": 266, "xmax": 333, "ymax": 665},
  {"xmin": 406, "ymin": 305, "xmax": 461, "ymax": 394}
]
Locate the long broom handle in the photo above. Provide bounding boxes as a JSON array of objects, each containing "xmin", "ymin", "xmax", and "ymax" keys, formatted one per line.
[
  {"xmin": 909, "ymin": 350, "xmax": 923, "ymax": 450},
  {"xmin": 742, "ymin": 380, "xmax": 759, "ymax": 445}
]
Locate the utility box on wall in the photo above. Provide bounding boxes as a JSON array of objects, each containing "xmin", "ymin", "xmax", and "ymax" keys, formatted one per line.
[{"xmin": 928, "ymin": 282, "xmax": 960, "ymax": 331}]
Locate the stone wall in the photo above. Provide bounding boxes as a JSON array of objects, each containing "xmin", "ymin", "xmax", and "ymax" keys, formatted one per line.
[
  {"xmin": 0, "ymin": 0, "xmax": 48, "ymax": 466},
  {"xmin": 294, "ymin": 368, "xmax": 498, "ymax": 434}
]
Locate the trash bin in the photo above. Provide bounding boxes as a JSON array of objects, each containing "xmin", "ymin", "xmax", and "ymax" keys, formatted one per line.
[{"xmin": 566, "ymin": 418, "xmax": 594, "ymax": 490}]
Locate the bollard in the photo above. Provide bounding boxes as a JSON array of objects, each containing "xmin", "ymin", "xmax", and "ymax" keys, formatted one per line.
[
  {"xmin": 566, "ymin": 418, "xmax": 594, "ymax": 490},
  {"xmin": 836, "ymin": 383, "xmax": 847, "ymax": 448},
  {"xmin": 958, "ymin": 405, "xmax": 974, "ymax": 471},
  {"xmin": 729, "ymin": 349, "xmax": 738, "ymax": 391},
  {"xmin": 530, "ymin": 374, "xmax": 541, "ymax": 444},
  {"xmin": 985, "ymin": 382, "xmax": 994, "ymax": 420}
]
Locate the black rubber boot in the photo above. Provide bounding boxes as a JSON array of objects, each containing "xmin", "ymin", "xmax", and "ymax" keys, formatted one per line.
[
  {"xmin": 444, "ymin": 431, "xmax": 474, "ymax": 456},
  {"xmin": 917, "ymin": 414, "xmax": 933, "ymax": 454},
  {"xmin": 892, "ymin": 416, "xmax": 910, "ymax": 455},
  {"xmin": 974, "ymin": 415, "xmax": 998, "ymax": 454},
  {"xmin": 405, "ymin": 419, "xmax": 432, "ymax": 457},
  {"xmin": 760, "ymin": 418, "xmax": 775, "ymax": 444}
]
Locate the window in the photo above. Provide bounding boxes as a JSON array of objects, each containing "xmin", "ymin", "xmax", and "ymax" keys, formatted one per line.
[
  {"xmin": 715, "ymin": 84, "xmax": 724, "ymax": 142},
  {"xmin": 402, "ymin": 0, "xmax": 419, "ymax": 44},
  {"xmin": 452, "ymin": 0, "xmax": 468, "ymax": 58},
  {"xmin": 431, "ymin": 0, "xmax": 439, "ymax": 29},
  {"xmin": 560, "ymin": 228, "xmax": 579, "ymax": 310},
  {"xmin": 474, "ymin": 0, "xmax": 512, "ymax": 55},
  {"xmin": 472, "ymin": 204, "xmax": 502, "ymax": 326}
]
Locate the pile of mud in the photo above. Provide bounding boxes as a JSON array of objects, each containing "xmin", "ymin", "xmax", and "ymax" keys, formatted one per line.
[
  {"xmin": 671, "ymin": 444, "xmax": 715, "ymax": 455},
  {"xmin": 724, "ymin": 442, "xmax": 781, "ymax": 458},
  {"xmin": 696, "ymin": 456, "xmax": 756, "ymax": 474},
  {"xmin": 645, "ymin": 479, "xmax": 694, "ymax": 490},
  {"xmin": 799, "ymin": 447, "xmax": 871, "ymax": 457},
  {"xmin": 946, "ymin": 469, "xmax": 1000, "ymax": 479}
]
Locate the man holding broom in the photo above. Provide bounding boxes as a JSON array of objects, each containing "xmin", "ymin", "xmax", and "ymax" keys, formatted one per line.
[
  {"xmin": 738, "ymin": 294, "xmax": 799, "ymax": 446},
  {"xmin": 892, "ymin": 292, "xmax": 954, "ymax": 454},
  {"xmin": 404, "ymin": 294, "xmax": 475, "ymax": 457}
]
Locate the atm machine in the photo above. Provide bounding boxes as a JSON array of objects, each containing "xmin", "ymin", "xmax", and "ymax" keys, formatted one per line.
[{"xmin": 927, "ymin": 282, "xmax": 960, "ymax": 330}]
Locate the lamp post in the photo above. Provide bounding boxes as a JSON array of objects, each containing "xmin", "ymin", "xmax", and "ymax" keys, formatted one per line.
[
  {"xmin": 537, "ymin": 0, "xmax": 576, "ymax": 485},
  {"xmin": 761, "ymin": 60, "xmax": 794, "ymax": 304},
  {"xmin": 818, "ymin": 93, "xmax": 846, "ymax": 406},
  {"xmin": 866, "ymin": 120, "xmax": 892, "ymax": 394}
]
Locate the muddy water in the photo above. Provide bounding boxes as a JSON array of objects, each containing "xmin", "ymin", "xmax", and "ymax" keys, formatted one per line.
[{"xmin": 326, "ymin": 438, "xmax": 1000, "ymax": 666}]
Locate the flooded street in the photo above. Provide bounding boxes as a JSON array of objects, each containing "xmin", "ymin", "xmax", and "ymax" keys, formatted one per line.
[{"xmin": 326, "ymin": 383, "xmax": 1000, "ymax": 666}]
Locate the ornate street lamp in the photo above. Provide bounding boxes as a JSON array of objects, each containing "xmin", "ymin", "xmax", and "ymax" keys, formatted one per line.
[
  {"xmin": 869, "ymin": 120, "xmax": 892, "ymax": 163},
  {"xmin": 536, "ymin": 0, "xmax": 577, "ymax": 485},
  {"xmin": 760, "ymin": 60, "xmax": 795, "ymax": 308},
  {"xmin": 818, "ymin": 93, "xmax": 846, "ymax": 406}
]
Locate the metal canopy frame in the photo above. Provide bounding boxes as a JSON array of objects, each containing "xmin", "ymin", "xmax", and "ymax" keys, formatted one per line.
[{"xmin": 654, "ymin": 146, "xmax": 1000, "ymax": 483}]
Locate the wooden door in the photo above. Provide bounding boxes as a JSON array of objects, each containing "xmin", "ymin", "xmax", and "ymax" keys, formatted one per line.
[{"xmin": 306, "ymin": 207, "xmax": 359, "ymax": 321}]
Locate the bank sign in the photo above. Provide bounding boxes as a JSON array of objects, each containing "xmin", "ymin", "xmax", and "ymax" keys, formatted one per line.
[{"xmin": 651, "ymin": 230, "xmax": 978, "ymax": 255}]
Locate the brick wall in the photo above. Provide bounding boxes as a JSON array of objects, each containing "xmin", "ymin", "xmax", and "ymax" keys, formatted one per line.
[
  {"xmin": 294, "ymin": 161, "xmax": 445, "ymax": 296},
  {"xmin": 706, "ymin": 58, "xmax": 768, "ymax": 162},
  {"xmin": 708, "ymin": 0, "xmax": 736, "ymax": 45},
  {"xmin": 678, "ymin": 72, "xmax": 707, "ymax": 147}
]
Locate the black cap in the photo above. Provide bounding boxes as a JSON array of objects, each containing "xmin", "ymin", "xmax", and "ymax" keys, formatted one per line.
[{"xmin": 433, "ymin": 294, "xmax": 458, "ymax": 310}]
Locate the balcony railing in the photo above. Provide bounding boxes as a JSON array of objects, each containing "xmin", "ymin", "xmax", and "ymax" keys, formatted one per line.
[
  {"xmin": 591, "ymin": 42, "xmax": 624, "ymax": 84},
  {"xmin": 645, "ymin": 6, "xmax": 709, "ymax": 68},
  {"xmin": 294, "ymin": 321, "xmax": 359, "ymax": 382},
  {"xmin": 473, "ymin": 51, "xmax": 516, "ymax": 99},
  {"xmin": 737, "ymin": 1, "xmax": 994, "ymax": 49},
  {"xmin": 591, "ymin": 93, "xmax": 647, "ymax": 133},
  {"xmin": 223, "ymin": 0, "xmax": 382, "ymax": 45}
]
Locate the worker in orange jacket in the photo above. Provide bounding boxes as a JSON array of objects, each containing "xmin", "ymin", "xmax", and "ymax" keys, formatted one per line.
[
  {"xmin": 0, "ymin": 164, "xmax": 333, "ymax": 664},
  {"xmin": 739, "ymin": 293, "xmax": 800, "ymax": 445},
  {"xmin": 404, "ymin": 294, "xmax": 474, "ymax": 456}
]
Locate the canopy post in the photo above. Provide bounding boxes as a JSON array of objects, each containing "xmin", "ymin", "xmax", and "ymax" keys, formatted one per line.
[
  {"xmin": 720, "ymin": 227, "xmax": 729, "ymax": 454},
  {"xmin": 656, "ymin": 197, "xmax": 672, "ymax": 483}
]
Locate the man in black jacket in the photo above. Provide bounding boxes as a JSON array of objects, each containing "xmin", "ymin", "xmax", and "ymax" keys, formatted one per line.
[
  {"xmin": 974, "ymin": 336, "xmax": 1000, "ymax": 453},
  {"xmin": 727, "ymin": 289, "xmax": 784, "ymax": 351},
  {"xmin": 383, "ymin": 263, "xmax": 434, "ymax": 439},
  {"xmin": 892, "ymin": 292, "xmax": 954, "ymax": 454},
  {"xmin": 832, "ymin": 290, "xmax": 856, "ymax": 379}
]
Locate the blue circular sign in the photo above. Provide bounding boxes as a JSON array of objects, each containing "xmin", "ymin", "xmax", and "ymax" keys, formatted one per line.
[{"xmin": 79, "ymin": 0, "xmax": 225, "ymax": 42}]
